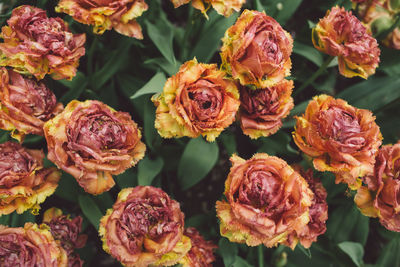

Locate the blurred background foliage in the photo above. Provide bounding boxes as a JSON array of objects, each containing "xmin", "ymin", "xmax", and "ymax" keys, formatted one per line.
[{"xmin": 0, "ymin": 0, "xmax": 400, "ymax": 266}]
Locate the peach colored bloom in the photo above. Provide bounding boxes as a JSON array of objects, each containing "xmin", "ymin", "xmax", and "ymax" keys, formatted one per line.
[
  {"xmin": 0, "ymin": 223, "xmax": 68, "ymax": 266},
  {"xmin": 0, "ymin": 67, "xmax": 63, "ymax": 142},
  {"xmin": 171, "ymin": 0, "xmax": 245, "ymax": 17},
  {"xmin": 44, "ymin": 100, "xmax": 146, "ymax": 195},
  {"xmin": 42, "ymin": 208, "xmax": 87, "ymax": 266},
  {"xmin": 152, "ymin": 58, "xmax": 240, "ymax": 142},
  {"xmin": 56, "ymin": 0, "xmax": 148, "ymax": 39},
  {"xmin": 99, "ymin": 186, "xmax": 191, "ymax": 267},
  {"xmin": 293, "ymin": 94, "xmax": 382, "ymax": 190},
  {"xmin": 179, "ymin": 227, "xmax": 217, "ymax": 267},
  {"xmin": 312, "ymin": 6, "xmax": 380, "ymax": 79},
  {"xmin": 216, "ymin": 154, "xmax": 313, "ymax": 249},
  {"xmin": 291, "ymin": 166, "xmax": 328, "ymax": 248},
  {"xmin": 0, "ymin": 141, "xmax": 60, "ymax": 216},
  {"xmin": 0, "ymin": 5, "xmax": 86, "ymax": 80},
  {"xmin": 239, "ymin": 79, "xmax": 294, "ymax": 139},
  {"xmin": 355, "ymin": 142, "xmax": 400, "ymax": 231},
  {"xmin": 220, "ymin": 9, "xmax": 293, "ymax": 88}
]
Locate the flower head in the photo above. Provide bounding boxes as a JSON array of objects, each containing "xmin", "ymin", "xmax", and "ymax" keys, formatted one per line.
[
  {"xmin": 0, "ymin": 5, "xmax": 86, "ymax": 80},
  {"xmin": 0, "ymin": 223, "xmax": 68, "ymax": 266},
  {"xmin": 56, "ymin": 0, "xmax": 148, "ymax": 39},
  {"xmin": 99, "ymin": 186, "xmax": 191, "ymax": 267},
  {"xmin": 179, "ymin": 227, "xmax": 217, "ymax": 267},
  {"xmin": 0, "ymin": 141, "xmax": 60, "ymax": 216},
  {"xmin": 355, "ymin": 142, "xmax": 400, "ymax": 231},
  {"xmin": 216, "ymin": 154, "xmax": 313, "ymax": 249},
  {"xmin": 239, "ymin": 79, "xmax": 294, "ymax": 139},
  {"xmin": 291, "ymin": 166, "xmax": 328, "ymax": 248},
  {"xmin": 312, "ymin": 6, "xmax": 380, "ymax": 79},
  {"xmin": 44, "ymin": 100, "xmax": 146, "ymax": 195},
  {"xmin": 152, "ymin": 58, "xmax": 240, "ymax": 142},
  {"xmin": 42, "ymin": 208, "xmax": 87, "ymax": 266},
  {"xmin": 293, "ymin": 94, "xmax": 382, "ymax": 189},
  {"xmin": 0, "ymin": 67, "xmax": 63, "ymax": 141},
  {"xmin": 220, "ymin": 9, "xmax": 293, "ymax": 88}
]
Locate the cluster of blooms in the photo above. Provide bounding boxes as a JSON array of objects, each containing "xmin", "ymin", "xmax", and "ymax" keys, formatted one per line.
[
  {"xmin": 312, "ymin": 6, "xmax": 381, "ymax": 79},
  {"xmin": 99, "ymin": 186, "xmax": 217, "ymax": 266},
  {"xmin": 56, "ymin": 0, "xmax": 149, "ymax": 39},
  {"xmin": 352, "ymin": 0, "xmax": 400, "ymax": 49},
  {"xmin": 153, "ymin": 10, "xmax": 295, "ymax": 141},
  {"xmin": 216, "ymin": 154, "xmax": 328, "ymax": 249},
  {"xmin": 170, "ymin": 0, "xmax": 246, "ymax": 17},
  {"xmin": 0, "ymin": 208, "xmax": 86, "ymax": 266}
]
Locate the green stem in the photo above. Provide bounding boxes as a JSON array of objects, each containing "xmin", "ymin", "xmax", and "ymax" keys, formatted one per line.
[
  {"xmin": 87, "ymin": 36, "xmax": 99, "ymax": 77},
  {"xmin": 294, "ymin": 55, "xmax": 335, "ymax": 97},
  {"xmin": 258, "ymin": 245, "xmax": 264, "ymax": 267}
]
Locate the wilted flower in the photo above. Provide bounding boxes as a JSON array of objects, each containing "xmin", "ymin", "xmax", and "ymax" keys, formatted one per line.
[
  {"xmin": 0, "ymin": 141, "xmax": 60, "ymax": 216},
  {"xmin": 312, "ymin": 6, "xmax": 380, "ymax": 79},
  {"xmin": 0, "ymin": 223, "xmax": 68, "ymax": 266},
  {"xmin": 291, "ymin": 166, "xmax": 328, "ymax": 248},
  {"xmin": 99, "ymin": 186, "xmax": 191, "ymax": 267},
  {"xmin": 0, "ymin": 67, "xmax": 63, "ymax": 142},
  {"xmin": 56, "ymin": 0, "xmax": 148, "ymax": 39},
  {"xmin": 43, "ymin": 100, "xmax": 146, "ymax": 195},
  {"xmin": 293, "ymin": 94, "xmax": 382, "ymax": 189},
  {"xmin": 239, "ymin": 79, "xmax": 294, "ymax": 139},
  {"xmin": 220, "ymin": 9, "xmax": 293, "ymax": 88},
  {"xmin": 216, "ymin": 154, "xmax": 313, "ymax": 249},
  {"xmin": 0, "ymin": 5, "xmax": 86, "ymax": 80},
  {"xmin": 355, "ymin": 142, "xmax": 400, "ymax": 231},
  {"xmin": 171, "ymin": 0, "xmax": 246, "ymax": 17},
  {"xmin": 42, "ymin": 208, "xmax": 87, "ymax": 266},
  {"xmin": 179, "ymin": 227, "xmax": 217, "ymax": 267},
  {"xmin": 152, "ymin": 58, "xmax": 240, "ymax": 142}
]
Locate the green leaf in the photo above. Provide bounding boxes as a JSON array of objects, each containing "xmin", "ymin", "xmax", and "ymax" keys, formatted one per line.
[
  {"xmin": 297, "ymin": 244, "xmax": 312, "ymax": 259},
  {"xmin": 293, "ymin": 41, "xmax": 323, "ymax": 67},
  {"xmin": 143, "ymin": 99, "xmax": 159, "ymax": 150},
  {"xmin": 261, "ymin": 0, "xmax": 303, "ymax": 25},
  {"xmin": 55, "ymin": 173, "xmax": 82, "ymax": 203},
  {"xmin": 78, "ymin": 195, "xmax": 103, "ymax": 230},
  {"xmin": 145, "ymin": 20, "xmax": 176, "ymax": 65},
  {"xmin": 178, "ymin": 137, "xmax": 219, "ymax": 190},
  {"xmin": 130, "ymin": 71, "xmax": 166, "ymax": 99},
  {"xmin": 376, "ymin": 237, "xmax": 400, "ymax": 267},
  {"xmin": 233, "ymin": 256, "xmax": 254, "ymax": 267},
  {"xmin": 337, "ymin": 242, "xmax": 364, "ymax": 267},
  {"xmin": 144, "ymin": 58, "xmax": 181, "ymax": 76},
  {"xmin": 10, "ymin": 211, "xmax": 35, "ymax": 227},
  {"xmin": 138, "ymin": 156, "xmax": 164, "ymax": 186},
  {"xmin": 218, "ymin": 238, "xmax": 238, "ymax": 267},
  {"xmin": 59, "ymin": 72, "xmax": 87, "ymax": 104},
  {"xmin": 115, "ymin": 169, "xmax": 137, "ymax": 189}
]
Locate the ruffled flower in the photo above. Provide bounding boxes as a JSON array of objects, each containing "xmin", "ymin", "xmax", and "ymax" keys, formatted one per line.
[
  {"xmin": 355, "ymin": 142, "xmax": 400, "ymax": 231},
  {"xmin": 43, "ymin": 100, "xmax": 146, "ymax": 195},
  {"xmin": 291, "ymin": 166, "xmax": 328, "ymax": 248},
  {"xmin": 99, "ymin": 186, "xmax": 191, "ymax": 267},
  {"xmin": 179, "ymin": 227, "xmax": 217, "ymax": 267},
  {"xmin": 220, "ymin": 9, "xmax": 293, "ymax": 88},
  {"xmin": 171, "ymin": 0, "xmax": 246, "ymax": 17},
  {"xmin": 216, "ymin": 154, "xmax": 313, "ymax": 249},
  {"xmin": 56, "ymin": 0, "xmax": 148, "ymax": 39},
  {"xmin": 42, "ymin": 208, "xmax": 87, "ymax": 266},
  {"xmin": 0, "ymin": 5, "xmax": 86, "ymax": 80},
  {"xmin": 0, "ymin": 67, "xmax": 63, "ymax": 142},
  {"xmin": 0, "ymin": 141, "xmax": 60, "ymax": 216},
  {"xmin": 0, "ymin": 223, "xmax": 68, "ymax": 266},
  {"xmin": 312, "ymin": 6, "xmax": 380, "ymax": 79},
  {"xmin": 239, "ymin": 79, "xmax": 294, "ymax": 139},
  {"xmin": 152, "ymin": 58, "xmax": 240, "ymax": 142},
  {"xmin": 293, "ymin": 94, "xmax": 382, "ymax": 190}
]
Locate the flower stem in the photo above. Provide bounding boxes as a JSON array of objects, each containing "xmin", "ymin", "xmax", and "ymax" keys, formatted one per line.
[
  {"xmin": 294, "ymin": 55, "xmax": 335, "ymax": 97},
  {"xmin": 258, "ymin": 245, "xmax": 264, "ymax": 267}
]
